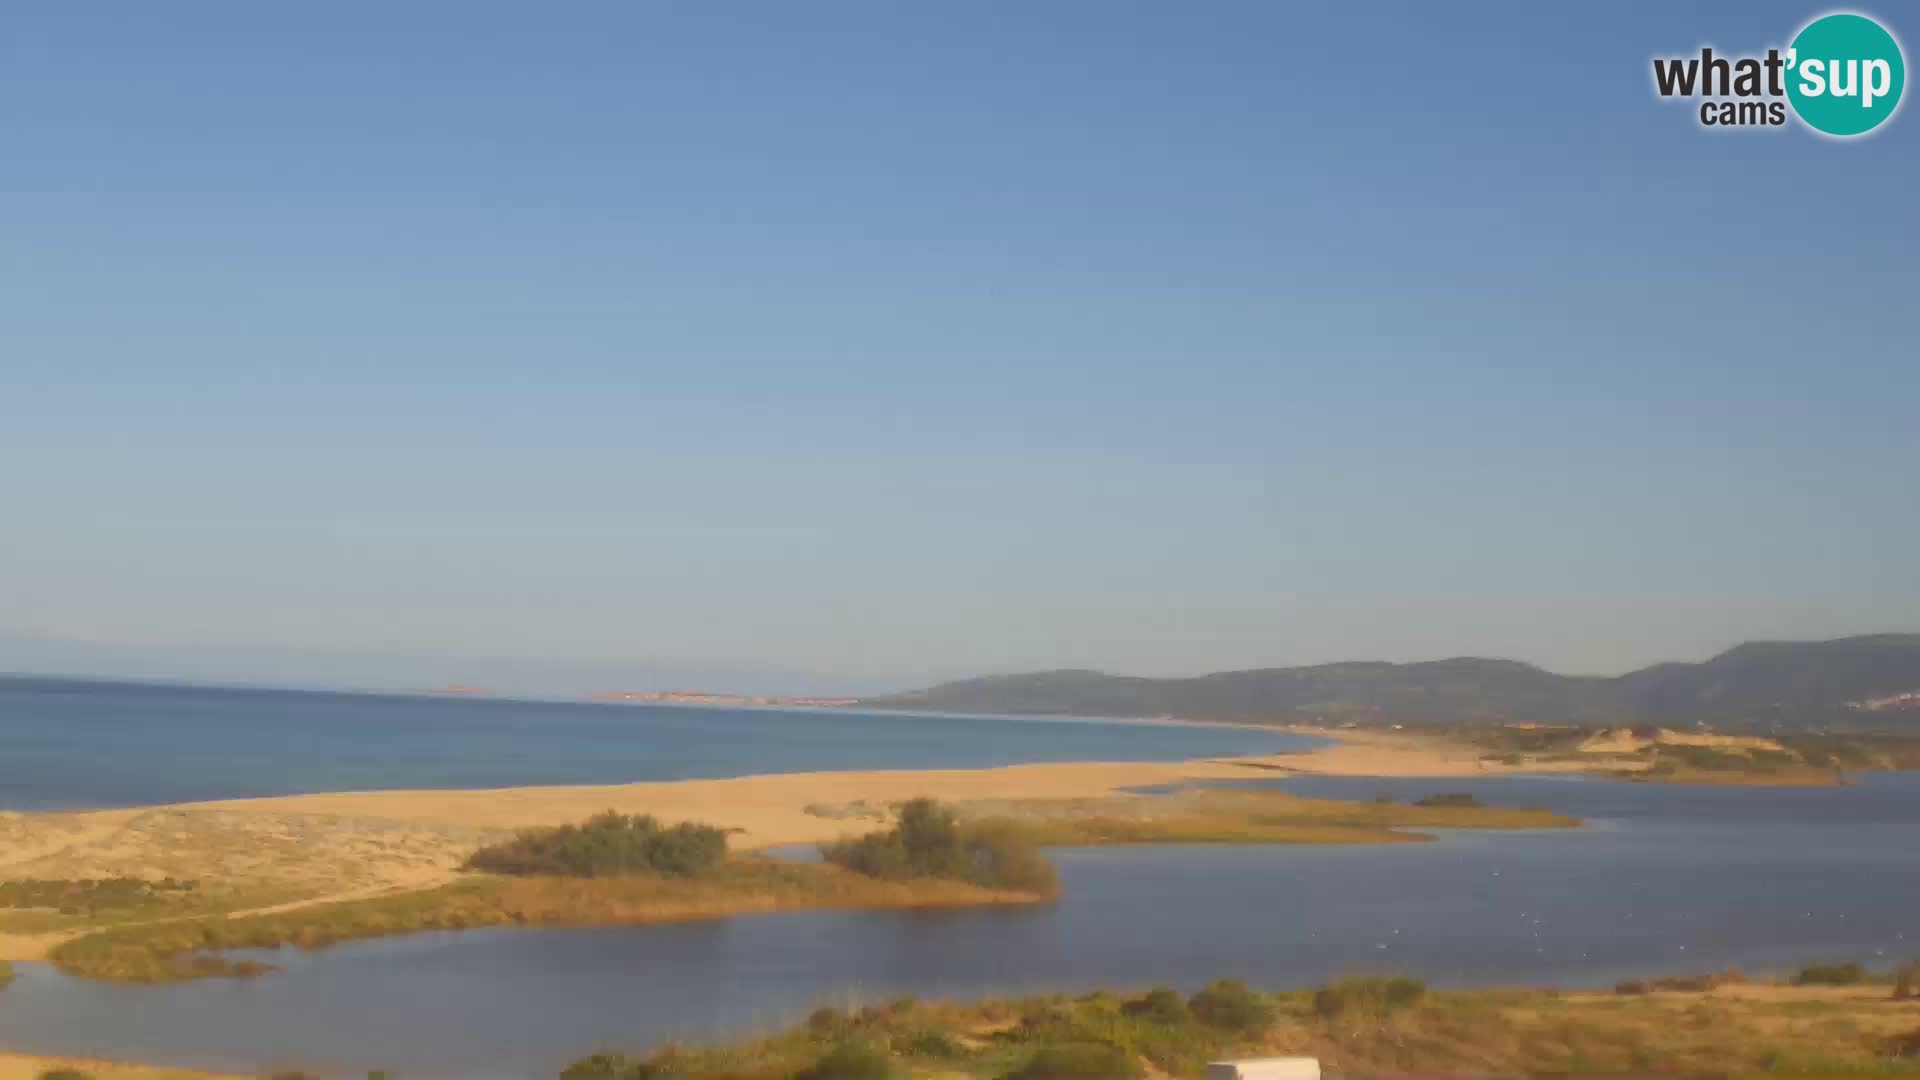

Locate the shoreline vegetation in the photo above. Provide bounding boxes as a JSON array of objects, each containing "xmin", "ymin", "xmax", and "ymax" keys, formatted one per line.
[
  {"xmin": 9, "ymin": 970, "xmax": 1920, "ymax": 1080},
  {"xmin": 3, "ymin": 724, "xmax": 1905, "ymax": 984},
  {"xmin": 34, "ymin": 793, "xmax": 1572, "ymax": 985},
  {"xmin": 557, "ymin": 968, "xmax": 1920, "ymax": 1080},
  {"xmin": 0, "ymin": 728, "xmax": 1595, "ymax": 972},
  {"xmin": 45, "ymin": 803, "xmax": 1063, "ymax": 985}
]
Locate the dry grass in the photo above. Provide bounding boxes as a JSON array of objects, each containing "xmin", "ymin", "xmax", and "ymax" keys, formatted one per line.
[
  {"xmin": 942, "ymin": 788, "xmax": 1577, "ymax": 846},
  {"xmin": 576, "ymin": 981, "xmax": 1920, "ymax": 1080},
  {"xmin": 47, "ymin": 858, "xmax": 1051, "ymax": 983},
  {"xmin": 0, "ymin": 1054, "xmax": 246, "ymax": 1080},
  {"xmin": 0, "ymin": 807, "xmax": 506, "ymax": 961}
]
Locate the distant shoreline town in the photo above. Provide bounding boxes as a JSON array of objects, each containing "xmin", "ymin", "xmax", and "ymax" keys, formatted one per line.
[{"xmin": 589, "ymin": 690, "xmax": 860, "ymax": 708}]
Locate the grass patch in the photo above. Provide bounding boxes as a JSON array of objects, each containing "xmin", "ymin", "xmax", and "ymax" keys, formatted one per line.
[
  {"xmin": 793, "ymin": 1041, "xmax": 898, "ymax": 1080},
  {"xmin": 47, "ymin": 857, "xmax": 1050, "ymax": 984},
  {"xmin": 0, "ymin": 877, "xmax": 198, "ymax": 915},
  {"xmin": 964, "ymin": 789, "xmax": 1576, "ymax": 847},
  {"xmin": 1005, "ymin": 1043, "xmax": 1142, "ymax": 1080}
]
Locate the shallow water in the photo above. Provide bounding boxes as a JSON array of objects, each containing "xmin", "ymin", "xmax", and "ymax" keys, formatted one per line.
[
  {"xmin": 4, "ymin": 773, "xmax": 1918, "ymax": 1080},
  {"xmin": 0, "ymin": 677, "xmax": 1313, "ymax": 809}
]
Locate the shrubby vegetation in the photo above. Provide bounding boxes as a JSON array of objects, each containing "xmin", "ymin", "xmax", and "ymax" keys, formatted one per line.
[
  {"xmin": 465, "ymin": 812, "xmax": 729, "ymax": 878},
  {"xmin": 0, "ymin": 959, "xmax": 14, "ymax": 989},
  {"xmin": 1119, "ymin": 986, "xmax": 1187, "ymax": 1024},
  {"xmin": 557, "ymin": 967, "xmax": 1920, "ymax": 1080},
  {"xmin": 0, "ymin": 876, "xmax": 196, "ymax": 914},
  {"xmin": 1003, "ymin": 1043, "xmax": 1141, "ymax": 1080},
  {"xmin": 1312, "ymin": 976, "xmax": 1425, "ymax": 1018},
  {"xmin": 1188, "ymin": 980, "xmax": 1275, "ymax": 1030},
  {"xmin": 1794, "ymin": 961, "xmax": 1868, "ymax": 986},
  {"xmin": 559, "ymin": 1051, "xmax": 658, "ymax": 1079},
  {"xmin": 1614, "ymin": 969, "xmax": 1745, "ymax": 995},
  {"xmin": 792, "ymin": 1042, "xmax": 896, "ymax": 1080},
  {"xmin": 821, "ymin": 799, "xmax": 1058, "ymax": 895}
]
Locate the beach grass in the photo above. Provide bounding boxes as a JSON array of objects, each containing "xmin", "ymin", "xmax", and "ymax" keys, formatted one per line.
[{"xmin": 47, "ymin": 857, "xmax": 1052, "ymax": 984}]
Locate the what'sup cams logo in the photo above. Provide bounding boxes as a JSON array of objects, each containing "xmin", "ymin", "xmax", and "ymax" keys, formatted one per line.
[{"xmin": 1652, "ymin": 11, "xmax": 1905, "ymax": 136}]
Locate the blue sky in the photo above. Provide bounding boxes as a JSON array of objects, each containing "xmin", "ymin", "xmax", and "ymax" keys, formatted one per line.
[{"xmin": 3, "ymin": 2, "xmax": 1915, "ymax": 694}]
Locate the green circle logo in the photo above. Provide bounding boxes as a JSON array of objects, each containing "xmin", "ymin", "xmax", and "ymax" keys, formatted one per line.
[{"xmin": 1787, "ymin": 13, "xmax": 1906, "ymax": 136}]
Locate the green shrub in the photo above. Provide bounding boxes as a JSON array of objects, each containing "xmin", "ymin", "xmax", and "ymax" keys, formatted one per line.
[
  {"xmin": 1188, "ymin": 979, "xmax": 1274, "ymax": 1030},
  {"xmin": 1003, "ymin": 1043, "xmax": 1142, "ymax": 1080},
  {"xmin": 821, "ymin": 799, "xmax": 1057, "ymax": 894},
  {"xmin": 1640, "ymin": 969, "xmax": 1744, "ymax": 993},
  {"xmin": 38, "ymin": 1070, "xmax": 96, "ymax": 1080},
  {"xmin": 0, "ymin": 960, "xmax": 14, "ymax": 989},
  {"xmin": 1794, "ymin": 962, "xmax": 1867, "ymax": 986},
  {"xmin": 895, "ymin": 1029, "xmax": 967, "ymax": 1059},
  {"xmin": 269, "ymin": 1073, "xmax": 322, "ymax": 1080},
  {"xmin": 809, "ymin": 1006, "xmax": 853, "ymax": 1038},
  {"xmin": 792, "ymin": 1041, "xmax": 894, "ymax": 1080},
  {"xmin": 1313, "ymin": 976, "xmax": 1426, "ymax": 1018},
  {"xmin": 559, "ymin": 1052, "xmax": 649, "ymax": 1079},
  {"xmin": 1412, "ymin": 792, "xmax": 1483, "ymax": 808},
  {"xmin": 465, "ymin": 811, "xmax": 728, "ymax": 878},
  {"xmin": 1122, "ymin": 986, "xmax": 1189, "ymax": 1024}
]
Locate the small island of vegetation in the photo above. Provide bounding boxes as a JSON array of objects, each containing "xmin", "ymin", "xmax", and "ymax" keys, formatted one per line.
[{"xmin": 46, "ymin": 803, "xmax": 1059, "ymax": 985}]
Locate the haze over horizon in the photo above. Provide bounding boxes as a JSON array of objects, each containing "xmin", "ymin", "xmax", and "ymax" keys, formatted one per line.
[{"xmin": 5, "ymin": 2, "xmax": 1917, "ymax": 695}]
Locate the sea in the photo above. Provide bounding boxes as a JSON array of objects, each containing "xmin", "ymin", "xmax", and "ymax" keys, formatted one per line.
[{"xmin": 0, "ymin": 676, "xmax": 1314, "ymax": 810}]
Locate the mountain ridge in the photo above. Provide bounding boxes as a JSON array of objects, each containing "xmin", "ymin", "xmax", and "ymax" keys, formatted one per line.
[{"xmin": 862, "ymin": 634, "xmax": 1920, "ymax": 733}]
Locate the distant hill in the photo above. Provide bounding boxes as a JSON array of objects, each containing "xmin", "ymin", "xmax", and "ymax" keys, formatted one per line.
[{"xmin": 863, "ymin": 634, "xmax": 1920, "ymax": 733}]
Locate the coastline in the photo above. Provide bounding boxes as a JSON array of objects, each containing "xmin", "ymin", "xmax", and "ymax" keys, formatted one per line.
[
  {"xmin": 0, "ymin": 729, "xmax": 1573, "ymax": 969},
  {"xmin": 158, "ymin": 726, "xmax": 1577, "ymax": 847}
]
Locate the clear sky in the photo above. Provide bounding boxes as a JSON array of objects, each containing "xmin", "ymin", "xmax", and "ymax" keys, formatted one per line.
[{"xmin": 3, "ymin": 2, "xmax": 1916, "ymax": 695}]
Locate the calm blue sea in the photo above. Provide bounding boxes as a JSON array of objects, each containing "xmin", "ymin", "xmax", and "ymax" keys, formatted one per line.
[{"xmin": 0, "ymin": 677, "xmax": 1313, "ymax": 810}]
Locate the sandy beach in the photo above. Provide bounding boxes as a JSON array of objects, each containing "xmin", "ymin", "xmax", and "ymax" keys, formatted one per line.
[
  {"xmin": 163, "ymin": 727, "xmax": 1578, "ymax": 848},
  {"xmin": 0, "ymin": 728, "xmax": 1583, "ymax": 964}
]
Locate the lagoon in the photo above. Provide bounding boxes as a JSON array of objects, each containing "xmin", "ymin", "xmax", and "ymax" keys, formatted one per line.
[{"xmin": 3, "ymin": 773, "xmax": 1917, "ymax": 1079}]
